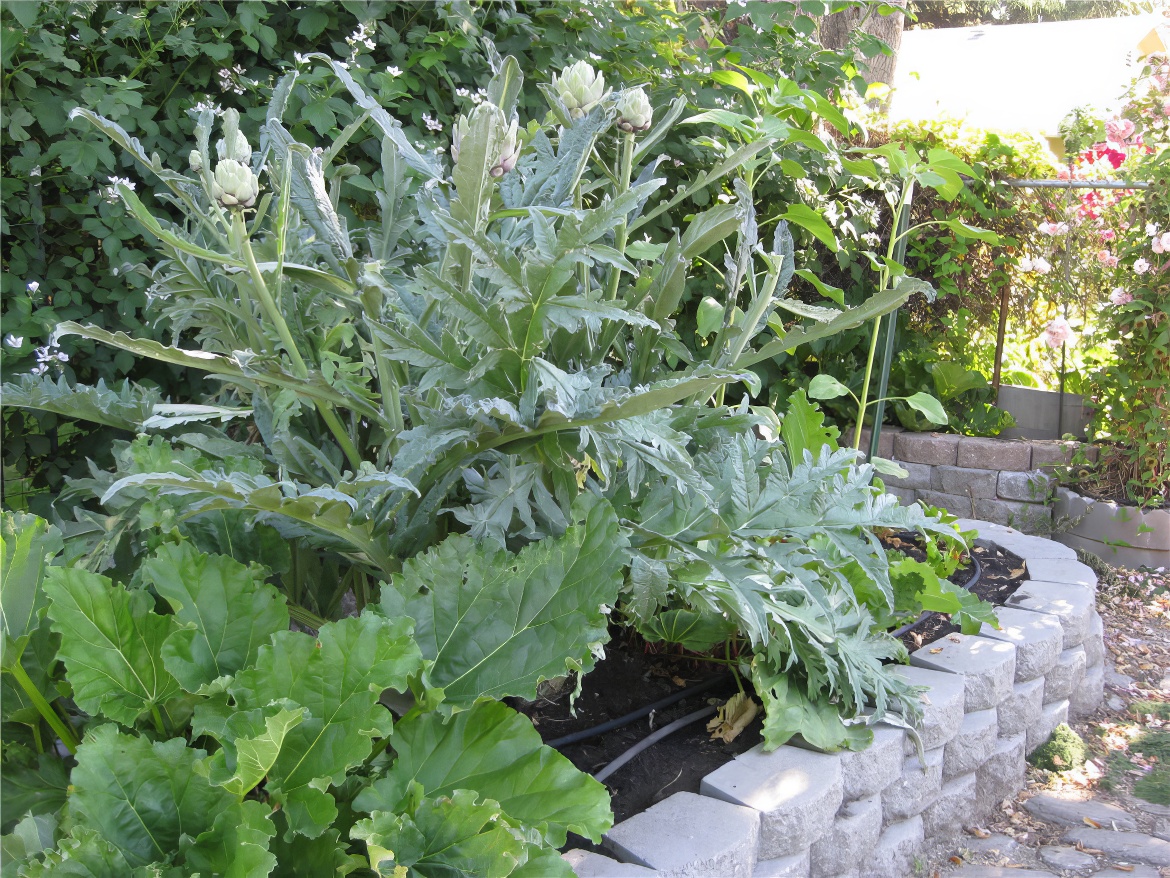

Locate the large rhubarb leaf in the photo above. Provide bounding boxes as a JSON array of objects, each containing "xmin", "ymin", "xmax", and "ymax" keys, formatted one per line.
[
  {"xmin": 380, "ymin": 494, "xmax": 625, "ymax": 706},
  {"xmin": 179, "ymin": 799, "xmax": 278, "ymax": 878},
  {"xmin": 139, "ymin": 542, "xmax": 289, "ymax": 692},
  {"xmin": 18, "ymin": 828, "xmax": 142, "ymax": 878},
  {"xmin": 68, "ymin": 725, "xmax": 247, "ymax": 870},
  {"xmin": 193, "ymin": 704, "xmax": 308, "ymax": 798},
  {"xmin": 352, "ymin": 789, "xmax": 525, "ymax": 878},
  {"xmin": 227, "ymin": 613, "xmax": 422, "ymax": 838},
  {"xmin": 354, "ymin": 699, "xmax": 611, "ymax": 846},
  {"xmin": 1, "ymin": 512, "xmax": 62, "ymax": 670},
  {"xmin": 44, "ymin": 568, "xmax": 181, "ymax": 727}
]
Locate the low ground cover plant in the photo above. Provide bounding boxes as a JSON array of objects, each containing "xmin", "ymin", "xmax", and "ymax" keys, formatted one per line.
[{"xmin": 1, "ymin": 54, "xmax": 993, "ymax": 873}]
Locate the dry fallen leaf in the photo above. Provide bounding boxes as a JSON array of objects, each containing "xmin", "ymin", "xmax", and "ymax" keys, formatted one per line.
[
  {"xmin": 1111, "ymin": 865, "xmax": 1135, "ymax": 872},
  {"xmin": 1083, "ymin": 816, "xmax": 1102, "ymax": 828},
  {"xmin": 671, "ymin": 676, "xmax": 687, "ymax": 687},
  {"xmin": 949, "ymin": 856, "xmax": 963, "ymax": 865},
  {"xmin": 707, "ymin": 692, "xmax": 760, "ymax": 743},
  {"xmin": 970, "ymin": 827, "xmax": 991, "ymax": 839},
  {"xmin": 930, "ymin": 647, "xmax": 944, "ymax": 654}
]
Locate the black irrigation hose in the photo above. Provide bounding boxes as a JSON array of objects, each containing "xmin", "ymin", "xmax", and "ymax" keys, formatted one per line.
[
  {"xmin": 547, "ymin": 672, "xmax": 731, "ymax": 749},
  {"xmin": 889, "ymin": 554, "xmax": 984, "ymax": 639},
  {"xmin": 594, "ymin": 705, "xmax": 719, "ymax": 784}
]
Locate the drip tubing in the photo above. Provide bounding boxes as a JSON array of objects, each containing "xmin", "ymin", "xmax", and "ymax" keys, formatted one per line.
[
  {"xmin": 547, "ymin": 673, "xmax": 730, "ymax": 749},
  {"xmin": 889, "ymin": 554, "xmax": 983, "ymax": 639},
  {"xmin": 594, "ymin": 705, "xmax": 718, "ymax": 783}
]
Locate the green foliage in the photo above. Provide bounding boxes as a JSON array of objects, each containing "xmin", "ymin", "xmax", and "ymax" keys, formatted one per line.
[
  {"xmin": 1029, "ymin": 723, "xmax": 1087, "ymax": 772},
  {"xmin": 0, "ymin": 511, "xmax": 614, "ymax": 874},
  {"xmin": 1134, "ymin": 764, "xmax": 1170, "ymax": 806}
]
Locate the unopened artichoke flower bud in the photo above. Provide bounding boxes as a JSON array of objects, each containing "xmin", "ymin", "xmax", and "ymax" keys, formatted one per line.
[
  {"xmin": 212, "ymin": 159, "xmax": 259, "ymax": 209},
  {"xmin": 552, "ymin": 60, "xmax": 607, "ymax": 120},
  {"xmin": 188, "ymin": 149, "xmax": 203, "ymax": 173},
  {"xmin": 616, "ymin": 87, "xmax": 653, "ymax": 134},
  {"xmin": 491, "ymin": 118, "xmax": 520, "ymax": 177},
  {"xmin": 215, "ymin": 108, "xmax": 252, "ymax": 163}
]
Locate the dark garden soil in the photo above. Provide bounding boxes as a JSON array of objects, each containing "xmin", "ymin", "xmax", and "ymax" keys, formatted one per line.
[{"xmin": 520, "ymin": 534, "xmax": 1030, "ymax": 842}]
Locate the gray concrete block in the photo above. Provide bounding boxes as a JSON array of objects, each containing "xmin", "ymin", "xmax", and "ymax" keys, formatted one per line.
[
  {"xmin": 1044, "ymin": 645, "xmax": 1087, "ymax": 703},
  {"xmin": 952, "ymin": 522, "xmax": 1077, "ymax": 560},
  {"xmin": 882, "ymin": 746, "xmax": 944, "ymax": 825},
  {"xmin": 809, "ymin": 795, "xmax": 881, "ymax": 878},
  {"xmin": 562, "ymin": 850, "xmax": 657, "ymax": 876},
  {"xmin": 1071, "ymin": 661, "xmax": 1104, "ymax": 717},
  {"xmin": 883, "ymin": 461, "xmax": 933, "ymax": 491},
  {"xmin": 972, "ymin": 498, "xmax": 1053, "ymax": 533},
  {"xmin": 944, "ymin": 708, "xmax": 998, "ymax": 779},
  {"xmin": 752, "ymin": 850, "xmax": 810, "ymax": 878},
  {"xmin": 1031, "ymin": 440, "xmax": 1079, "ymax": 470},
  {"xmin": 1084, "ymin": 610, "xmax": 1104, "ymax": 667},
  {"xmin": 856, "ymin": 425, "xmax": 898, "ymax": 461},
  {"xmin": 1005, "ymin": 581, "xmax": 1094, "ymax": 648},
  {"xmin": 839, "ymin": 724, "xmax": 904, "ymax": 801},
  {"xmin": 894, "ymin": 432, "xmax": 959, "ymax": 466},
  {"xmin": 1028, "ymin": 698, "xmax": 1070, "ymax": 753},
  {"xmin": 975, "ymin": 733, "xmax": 1026, "ymax": 816},
  {"xmin": 1061, "ymin": 828, "xmax": 1170, "ymax": 866},
  {"xmin": 891, "ymin": 665, "xmax": 966, "ymax": 752},
  {"xmin": 886, "ymin": 486, "xmax": 917, "ymax": 506},
  {"xmin": 700, "ymin": 744, "xmax": 841, "ymax": 860},
  {"xmin": 957, "ymin": 437, "xmax": 1032, "ymax": 471},
  {"xmin": 917, "ymin": 490, "xmax": 973, "ymax": 518},
  {"xmin": 1025, "ymin": 558, "xmax": 1097, "ymax": 589},
  {"xmin": 923, "ymin": 771, "xmax": 977, "ymax": 839},
  {"xmin": 910, "ymin": 634, "xmax": 1016, "ymax": 711},
  {"xmin": 980, "ymin": 607, "xmax": 1063, "ymax": 682},
  {"xmin": 997, "ymin": 469, "xmax": 1052, "ymax": 502},
  {"xmin": 603, "ymin": 791, "xmax": 759, "ymax": 878},
  {"xmin": 997, "ymin": 678, "xmax": 1044, "ymax": 739},
  {"xmin": 1022, "ymin": 792, "xmax": 1138, "ymax": 830},
  {"xmin": 933, "ymin": 465, "xmax": 999, "ymax": 498},
  {"xmin": 868, "ymin": 815, "xmax": 924, "ymax": 878}
]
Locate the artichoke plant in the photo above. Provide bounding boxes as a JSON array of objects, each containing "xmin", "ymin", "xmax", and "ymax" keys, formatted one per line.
[
  {"xmin": 551, "ymin": 59, "xmax": 607, "ymax": 119},
  {"xmin": 451, "ymin": 104, "xmax": 522, "ymax": 178},
  {"xmin": 616, "ymin": 87, "xmax": 653, "ymax": 134}
]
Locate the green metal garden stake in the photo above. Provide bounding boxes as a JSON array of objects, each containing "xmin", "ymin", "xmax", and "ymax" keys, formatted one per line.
[{"xmin": 868, "ymin": 182, "xmax": 915, "ymax": 463}]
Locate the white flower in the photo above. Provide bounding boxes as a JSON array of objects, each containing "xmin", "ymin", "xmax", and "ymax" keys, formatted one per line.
[
  {"xmin": 26, "ymin": 281, "xmax": 39, "ymax": 293},
  {"xmin": 422, "ymin": 113, "xmax": 443, "ymax": 133},
  {"xmin": 102, "ymin": 176, "xmax": 135, "ymax": 203},
  {"xmin": 1040, "ymin": 316, "xmax": 1075, "ymax": 349},
  {"xmin": 386, "ymin": 65, "xmax": 402, "ymax": 76},
  {"xmin": 1019, "ymin": 256, "xmax": 1034, "ymax": 272},
  {"xmin": 1134, "ymin": 257, "xmax": 1151, "ymax": 273},
  {"xmin": 1146, "ymin": 222, "xmax": 1159, "ymax": 236},
  {"xmin": 4, "ymin": 334, "xmax": 24, "ymax": 347},
  {"xmin": 1109, "ymin": 287, "xmax": 1133, "ymax": 305},
  {"xmin": 455, "ymin": 87, "xmax": 470, "ymax": 98}
]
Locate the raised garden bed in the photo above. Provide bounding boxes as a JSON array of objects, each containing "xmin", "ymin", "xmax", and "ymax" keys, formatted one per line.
[
  {"xmin": 1054, "ymin": 486, "xmax": 1170, "ymax": 570},
  {"xmin": 559, "ymin": 520, "xmax": 1107, "ymax": 878}
]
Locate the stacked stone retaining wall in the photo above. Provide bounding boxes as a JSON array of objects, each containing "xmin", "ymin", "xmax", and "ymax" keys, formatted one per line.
[
  {"xmin": 858, "ymin": 427, "xmax": 1097, "ymax": 535},
  {"xmin": 563, "ymin": 521, "xmax": 1106, "ymax": 878}
]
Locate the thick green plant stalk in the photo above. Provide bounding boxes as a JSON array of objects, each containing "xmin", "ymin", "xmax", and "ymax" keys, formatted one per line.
[{"xmin": 8, "ymin": 661, "xmax": 78, "ymax": 754}]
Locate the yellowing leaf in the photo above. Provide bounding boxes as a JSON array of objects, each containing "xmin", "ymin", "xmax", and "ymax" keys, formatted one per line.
[{"xmin": 707, "ymin": 693, "xmax": 759, "ymax": 743}]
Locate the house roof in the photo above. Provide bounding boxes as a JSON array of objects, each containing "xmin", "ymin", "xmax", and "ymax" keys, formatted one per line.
[{"xmin": 888, "ymin": 13, "xmax": 1168, "ymax": 140}]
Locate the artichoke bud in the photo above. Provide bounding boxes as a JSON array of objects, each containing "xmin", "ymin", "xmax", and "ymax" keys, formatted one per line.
[
  {"xmin": 188, "ymin": 149, "xmax": 203, "ymax": 173},
  {"xmin": 616, "ymin": 87, "xmax": 653, "ymax": 134},
  {"xmin": 491, "ymin": 119, "xmax": 520, "ymax": 177},
  {"xmin": 211, "ymin": 159, "xmax": 260, "ymax": 209},
  {"xmin": 216, "ymin": 108, "xmax": 252, "ymax": 163},
  {"xmin": 552, "ymin": 60, "xmax": 607, "ymax": 120}
]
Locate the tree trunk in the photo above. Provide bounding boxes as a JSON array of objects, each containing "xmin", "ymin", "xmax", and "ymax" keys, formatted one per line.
[{"xmin": 819, "ymin": 0, "xmax": 907, "ymax": 93}]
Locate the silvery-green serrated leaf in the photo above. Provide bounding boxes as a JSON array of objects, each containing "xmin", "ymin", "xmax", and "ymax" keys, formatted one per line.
[
  {"xmin": 44, "ymin": 568, "xmax": 181, "ymax": 726},
  {"xmin": 228, "ymin": 613, "xmax": 422, "ymax": 838},
  {"xmin": 380, "ymin": 494, "xmax": 625, "ymax": 706},
  {"xmin": 773, "ymin": 297, "xmax": 841, "ymax": 323},
  {"xmin": 286, "ymin": 143, "xmax": 352, "ymax": 267},
  {"xmin": 0, "ymin": 374, "xmax": 163, "ymax": 432},
  {"xmin": 69, "ymin": 108, "xmax": 192, "ymax": 187},
  {"xmin": 141, "ymin": 403, "xmax": 253, "ymax": 430},
  {"xmin": 355, "ymin": 700, "xmax": 611, "ymax": 846},
  {"xmin": 140, "ymin": 542, "xmax": 289, "ymax": 693}
]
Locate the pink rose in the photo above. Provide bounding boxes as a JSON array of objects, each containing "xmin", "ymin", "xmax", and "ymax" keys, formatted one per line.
[
  {"xmin": 1105, "ymin": 116, "xmax": 1136, "ymax": 144},
  {"xmin": 1038, "ymin": 221, "xmax": 1069, "ymax": 236},
  {"xmin": 1099, "ymin": 229, "xmax": 1116, "ymax": 241},
  {"xmin": 1155, "ymin": 236, "xmax": 1166, "ymax": 254},
  {"xmin": 1109, "ymin": 287, "xmax": 1133, "ymax": 305},
  {"xmin": 1164, "ymin": 100, "xmax": 1170, "ymax": 117},
  {"xmin": 1041, "ymin": 316, "xmax": 1075, "ymax": 349},
  {"xmin": 1033, "ymin": 256, "xmax": 1052, "ymax": 275},
  {"xmin": 1134, "ymin": 258, "xmax": 1151, "ymax": 273}
]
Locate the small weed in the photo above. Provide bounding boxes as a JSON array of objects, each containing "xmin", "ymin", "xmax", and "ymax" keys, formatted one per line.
[
  {"xmin": 1134, "ymin": 764, "xmax": 1170, "ymax": 806},
  {"xmin": 1029, "ymin": 723, "xmax": 1087, "ymax": 772},
  {"xmin": 1132, "ymin": 729, "xmax": 1170, "ymax": 760},
  {"xmin": 1130, "ymin": 700, "xmax": 1170, "ymax": 721},
  {"xmin": 1098, "ymin": 751, "xmax": 1133, "ymax": 792}
]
